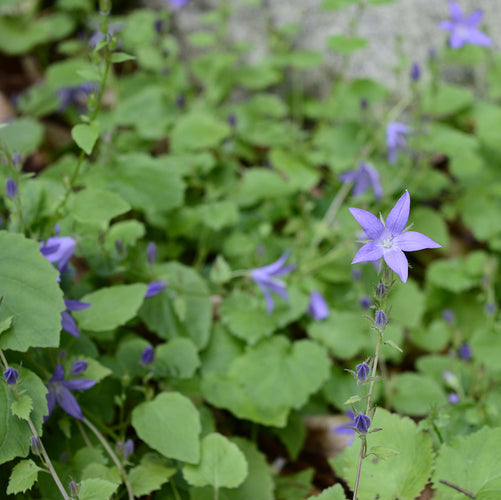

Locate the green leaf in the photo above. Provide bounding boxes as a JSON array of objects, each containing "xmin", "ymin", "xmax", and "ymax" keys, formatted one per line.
[
  {"xmin": 308, "ymin": 484, "xmax": 348, "ymax": 499},
  {"xmin": 170, "ymin": 112, "xmax": 231, "ymax": 152},
  {"xmin": 422, "ymin": 83, "xmax": 473, "ymax": 116},
  {"xmin": 370, "ymin": 446, "xmax": 401, "ymax": 459},
  {"xmin": 432, "ymin": 427, "xmax": 501, "ymax": 499},
  {"xmin": 344, "ymin": 395, "xmax": 362, "ymax": 405},
  {"xmin": 70, "ymin": 188, "xmax": 131, "ymax": 230},
  {"xmin": 384, "ymin": 339, "xmax": 403, "ymax": 352},
  {"xmin": 198, "ymin": 200, "xmax": 239, "ymax": 231},
  {"xmin": 327, "ymin": 34, "xmax": 368, "ymax": 54},
  {"xmin": 331, "ymin": 409, "xmax": 432, "ymax": 500},
  {"xmin": 129, "ymin": 454, "xmax": 176, "ymax": 497},
  {"xmin": 71, "ymin": 122, "xmax": 99, "ymax": 155},
  {"xmin": 0, "ymin": 369, "xmax": 47, "ymax": 464},
  {"xmin": 390, "ymin": 373, "xmax": 447, "ymax": 416},
  {"xmin": 110, "ymin": 52, "xmax": 136, "ymax": 63},
  {"xmin": 153, "ymin": 338, "xmax": 200, "ymax": 379},
  {"xmin": 183, "ymin": 433, "xmax": 248, "ymax": 488},
  {"xmin": 104, "ymin": 220, "xmax": 145, "ymax": 252},
  {"xmin": 0, "ymin": 232, "xmax": 65, "ymax": 351},
  {"xmin": 409, "ymin": 319, "xmax": 451, "ymax": 352},
  {"xmin": 10, "ymin": 395, "xmax": 33, "ymax": 421},
  {"xmin": 0, "ymin": 315, "xmax": 13, "ymax": 335},
  {"xmin": 132, "ymin": 392, "xmax": 201, "ymax": 463},
  {"xmin": 78, "ymin": 478, "xmax": 118, "ymax": 500},
  {"xmin": 7, "ymin": 459, "xmax": 43, "ymax": 494},
  {"xmin": 210, "ymin": 255, "xmax": 232, "ymax": 284},
  {"xmin": 72, "ymin": 284, "xmax": 147, "ymax": 332},
  {"xmin": 271, "ymin": 411, "xmax": 306, "ymax": 461},
  {"xmin": 0, "ymin": 118, "xmax": 44, "ymax": 155},
  {"xmin": 275, "ymin": 468, "xmax": 315, "ymax": 500},
  {"xmin": 269, "ymin": 149, "xmax": 320, "ymax": 192},
  {"xmin": 389, "ymin": 279, "xmax": 425, "ymax": 328}
]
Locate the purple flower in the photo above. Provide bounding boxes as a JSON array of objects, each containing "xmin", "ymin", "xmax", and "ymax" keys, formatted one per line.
[
  {"xmin": 45, "ymin": 364, "xmax": 96, "ymax": 421},
  {"xmin": 439, "ymin": 2, "xmax": 491, "ymax": 49},
  {"xmin": 4, "ymin": 367, "xmax": 18, "ymax": 385},
  {"xmin": 350, "ymin": 191, "xmax": 441, "ymax": 283},
  {"xmin": 145, "ymin": 280, "xmax": 166, "ymax": 298},
  {"xmin": 410, "ymin": 62, "xmax": 421, "ymax": 82},
  {"xmin": 442, "ymin": 309, "xmax": 455, "ymax": 324},
  {"xmin": 307, "ymin": 291, "xmax": 329, "ymax": 321},
  {"xmin": 117, "ymin": 439, "xmax": 134, "ymax": 459},
  {"xmin": 354, "ymin": 413, "xmax": 371, "ymax": 433},
  {"xmin": 386, "ymin": 122, "xmax": 410, "ymax": 164},
  {"xmin": 356, "ymin": 362, "xmax": 370, "ymax": 382},
  {"xmin": 88, "ymin": 21, "xmax": 123, "ymax": 48},
  {"xmin": 5, "ymin": 178, "xmax": 17, "ymax": 198},
  {"xmin": 40, "ymin": 236, "xmax": 76, "ymax": 274},
  {"xmin": 359, "ymin": 296, "xmax": 372, "ymax": 309},
  {"xmin": 332, "ymin": 411, "xmax": 356, "ymax": 445},
  {"xmin": 165, "ymin": 0, "xmax": 190, "ymax": 9},
  {"xmin": 250, "ymin": 252, "xmax": 296, "ymax": 314},
  {"xmin": 458, "ymin": 343, "xmax": 472, "ymax": 361},
  {"xmin": 375, "ymin": 310, "xmax": 387, "ymax": 329},
  {"xmin": 71, "ymin": 360, "xmax": 88, "ymax": 376},
  {"xmin": 61, "ymin": 300, "xmax": 91, "ymax": 338},
  {"xmin": 146, "ymin": 242, "xmax": 157, "ymax": 264},
  {"xmin": 339, "ymin": 162, "xmax": 383, "ymax": 200},
  {"xmin": 448, "ymin": 392, "xmax": 460, "ymax": 405},
  {"xmin": 57, "ymin": 82, "xmax": 97, "ymax": 112},
  {"xmin": 141, "ymin": 346, "xmax": 154, "ymax": 364}
]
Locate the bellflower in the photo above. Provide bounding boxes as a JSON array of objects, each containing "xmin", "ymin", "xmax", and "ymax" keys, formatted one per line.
[
  {"xmin": 356, "ymin": 362, "xmax": 370, "ymax": 382},
  {"xmin": 350, "ymin": 191, "xmax": 441, "ymax": 283},
  {"xmin": 71, "ymin": 360, "xmax": 88, "ymax": 376},
  {"xmin": 339, "ymin": 162, "xmax": 383, "ymax": 200},
  {"xmin": 57, "ymin": 82, "xmax": 97, "ymax": 112},
  {"xmin": 458, "ymin": 342, "xmax": 472, "ymax": 361},
  {"xmin": 375, "ymin": 310, "xmax": 387, "ymax": 329},
  {"xmin": 40, "ymin": 236, "xmax": 76, "ymax": 274},
  {"xmin": 4, "ymin": 367, "xmax": 18, "ymax": 385},
  {"xmin": 250, "ymin": 252, "xmax": 295, "ymax": 314},
  {"xmin": 410, "ymin": 62, "xmax": 421, "ymax": 82},
  {"xmin": 386, "ymin": 122, "xmax": 410, "ymax": 164},
  {"xmin": 145, "ymin": 281, "xmax": 166, "ymax": 298},
  {"xmin": 45, "ymin": 364, "xmax": 96, "ymax": 421},
  {"xmin": 146, "ymin": 241, "xmax": 157, "ymax": 264},
  {"xmin": 307, "ymin": 291, "xmax": 329, "ymax": 321},
  {"xmin": 5, "ymin": 178, "xmax": 17, "ymax": 198},
  {"xmin": 354, "ymin": 413, "xmax": 371, "ymax": 433},
  {"xmin": 439, "ymin": 2, "xmax": 491, "ymax": 49},
  {"xmin": 332, "ymin": 411, "xmax": 356, "ymax": 446},
  {"xmin": 61, "ymin": 300, "xmax": 91, "ymax": 338},
  {"xmin": 165, "ymin": 0, "xmax": 190, "ymax": 9},
  {"xmin": 141, "ymin": 346, "xmax": 154, "ymax": 364}
]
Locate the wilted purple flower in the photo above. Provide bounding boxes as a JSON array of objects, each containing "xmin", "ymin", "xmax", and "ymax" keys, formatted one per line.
[
  {"xmin": 307, "ymin": 291, "xmax": 329, "ymax": 321},
  {"xmin": 145, "ymin": 280, "xmax": 166, "ymax": 298},
  {"xmin": 5, "ymin": 178, "xmax": 17, "ymax": 198},
  {"xmin": 439, "ymin": 2, "xmax": 491, "ymax": 49},
  {"xmin": 359, "ymin": 296, "xmax": 372, "ymax": 309},
  {"xmin": 375, "ymin": 310, "xmax": 387, "ymax": 329},
  {"xmin": 410, "ymin": 62, "xmax": 421, "ymax": 82},
  {"xmin": 4, "ymin": 367, "xmax": 18, "ymax": 385},
  {"xmin": 458, "ymin": 342, "xmax": 472, "ymax": 361},
  {"xmin": 57, "ymin": 82, "xmax": 97, "ymax": 112},
  {"xmin": 69, "ymin": 481, "xmax": 79, "ymax": 497},
  {"xmin": 141, "ymin": 346, "xmax": 154, "ymax": 364},
  {"xmin": 250, "ymin": 252, "xmax": 296, "ymax": 314},
  {"xmin": 40, "ymin": 236, "xmax": 76, "ymax": 274},
  {"xmin": 61, "ymin": 300, "xmax": 91, "ymax": 338},
  {"xmin": 350, "ymin": 191, "xmax": 441, "ymax": 283},
  {"xmin": 386, "ymin": 122, "xmax": 410, "ymax": 164},
  {"xmin": 442, "ymin": 309, "xmax": 455, "ymax": 324},
  {"xmin": 146, "ymin": 242, "xmax": 157, "ymax": 264},
  {"xmin": 354, "ymin": 413, "xmax": 371, "ymax": 433},
  {"xmin": 71, "ymin": 360, "xmax": 88, "ymax": 376},
  {"xmin": 356, "ymin": 362, "xmax": 370, "ymax": 382},
  {"xmin": 332, "ymin": 411, "xmax": 356, "ymax": 445},
  {"xmin": 448, "ymin": 392, "xmax": 460, "ymax": 405},
  {"xmin": 45, "ymin": 364, "xmax": 96, "ymax": 421},
  {"xmin": 339, "ymin": 162, "xmax": 383, "ymax": 200}
]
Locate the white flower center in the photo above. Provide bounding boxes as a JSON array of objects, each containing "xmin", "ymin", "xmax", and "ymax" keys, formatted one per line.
[{"xmin": 382, "ymin": 237, "xmax": 393, "ymax": 249}]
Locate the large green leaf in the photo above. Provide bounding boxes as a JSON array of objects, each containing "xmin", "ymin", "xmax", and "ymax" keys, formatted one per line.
[
  {"xmin": 0, "ymin": 118, "xmax": 44, "ymax": 155},
  {"xmin": 153, "ymin": 338, "xmax": 200, "ymax": 379},
  {"xmin": 7, "ymin": 459, "xmax": 43, "ymax": 495},
  {"xmin": 129, "ymin": 454, "xmax": 176, "ymax": 497},
  {"xmin": 131, "ymin": 392, "xmax": 201, "ymax": 463},
  {"xmin": 0, "ymin": 232, "xmax": 65, "ymax": 351}
]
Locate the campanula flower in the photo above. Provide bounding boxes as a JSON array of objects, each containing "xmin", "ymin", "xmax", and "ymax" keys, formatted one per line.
[
  {"xmin": 386, "ymin": 122, "xmax": 410, "ymax": 164},
  {"xmin": 146, "ymin": 242, "xmax": 157, "ymax": 264},
  {"xmin": 458, "ymin": 342, "xmax": 472, "ymax": 361},
  {"xmin": 141, "ymin": 346, "xmax": 154, "ymax": 364},
  {"xmin": 250, "ymin": 252, "xmax": 295, "ymax": 314},
  {"xmin": 410, "ymin": 62, "xmax": 421, "ymax": 82},
  {"xmin": 350, "ymin": 191, "xmax": 441, "ymax": 283},
  {"xmin": 339, "ymin": 162, "xmax": 383, "ymax": 200},
  {"xmin": 332, "ymin": 411, "xmax": 356, "ymax": 445},
  {"xmin": 71, "ymin": 360, "xmax": 88, "ymax": 376},
  {"xmin": 4, "ymin": 367, "xmax": 18, "ymax": 385},
  {"xmin": 442, "ymin": 309, "xmax": 455, "ymax": 324},
  {"xmin": 375, "ymin": 310, "xmax": 387, "ymax": 329},
  {"xmin": 165, "ymin": 0, "xmax": 190, "ymax": 9},
  {"xmin": 356, "ymin": 362, "xmax": 370, "ymax": 382},
  {"xmin": 307, "ymin": 291, "xmax": 329, "ymax": 321},
  {"xmin": 5, "ymin": 178, "xmax": 17, "ymax": 198},
  {"xmin": 117, "ymin": 439, "xmax": 134, "ymax": 459},
  {"xmin": 40, "ymin": 236, "xmax": 76, "ymax": 274},
  {"xmin": 359, "ymin": 296, "xmax": 372, "ymax": 309},
  {"xmin": 61, "ymin": 300, "xmax": 91, "ymax": 338},
  {"xmin": 439, "ymin": 2, "xmax": 491, "ymax": 49},
  {"xmin": 57, "ymin": 82, "xmax": 97, "ymax": 112},
  {"xmin": 448, "ymin": 392, "xmax": 460, "ymax": 404},
  {"xmin": 45, "ymin": 364, "xmax": 96, "ymax": 421},
  {"xmin": 354, "ymin": 413, "xmax": 371, "ymax": 433},
  {"xmin": 145, "ymin": 281, "xmax": 166, "ymax": 298},
  {"xmin": 88, "ymin": 21, "xmax": 123, "ymax": 48}
]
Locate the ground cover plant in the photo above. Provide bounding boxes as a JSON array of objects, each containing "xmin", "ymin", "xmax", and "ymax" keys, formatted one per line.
[{"xmin": 1, "ymin": 0, "xmax": 501, "ymax": 498}]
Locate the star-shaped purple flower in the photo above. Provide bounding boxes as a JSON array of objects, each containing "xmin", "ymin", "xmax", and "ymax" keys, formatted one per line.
[
  {"xmin": 307, "ymin": 291, "xmax": 329, "ymax": 321},
  {"xmin": 45, "ymin": 364, "xmax": 96, "ymax": 421},
  {"xmin": 61, "ymin": 300, "xmax": 91, "ymax": 337},
  {"xmin": 40, "ymin": 236, "xmax": 76, "ymax": 274},
  {"xmin": 386, "ymin": 122, "xmax": 410, "ymax": 164},
  {"xmin": 439, "ymin": 2, "xmax": 491, "ymax": 49},
  {"xmin": 339, "ymin": 162, "xmax": 383, "ymax": 200},
  {"xmin": 251, "ymin": 252, "xmax": 295, "ymax": 314},
  {"xmin": 350, "ymin": 191, "xmax": 441, "ymax": 283}
]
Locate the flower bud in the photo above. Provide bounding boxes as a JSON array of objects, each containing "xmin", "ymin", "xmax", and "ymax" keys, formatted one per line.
[
  {"xmin": 410, "ymin": 62, "xmax": 421, "ymax": 82},
  {"xmin": 6, "ymin": 178, "xmax": 17, "ymax": 199},
  {"xmin": 356, "ymin": 362, "xmax": 370, "ymax": 382},
  {"xmin": 359, "ymin": 296, "xmax": 372, "ymax": 309},
  {"xmin": 354, "ymin": 413, "xmax": 371, "ymax": 433},
  {"xmin": 4, "ymin": 367, "xmax": 18, "ymax": 385},
  {"xmin": 30, "ymin": 436, "xmax": 41, "ymax": 455},
  {"xmin": 442, "ymin": 309, "xmax": 454, "ymax": 324},
  {"xmin": 376, "ymin": 283, "xmax": 386, "ymax": 299},
  {"xmin": 146, "ymin": 242, "xmax": 157, "ymax": 264},
  {"xmin": 71, "ymin": 360, "xmax": 88, "ymax": 376},
  {"xmin": 141, "ymin": 346, "xmax": 154, "ymax": 364},
  {"xmin": 69, "ymin": 480, "xmax": 80, "ymax": 497},
  {"xmin": 448, "ymin": 392, "xmax": 459, "ymax": 405},
  {"xmin": 375, "ymin": 310, "xmax": 386, "ymax": 329},
  {"xmin": 458, "ymin": 342, "xmax": 472, "ymax": 361}
]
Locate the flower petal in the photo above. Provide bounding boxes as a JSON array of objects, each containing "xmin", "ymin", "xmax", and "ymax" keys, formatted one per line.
[
  {"xmin": 383, "ymin": 247, "xmax": 409, "ymax": 283},
  {"xmin": 56, "ymin": 386, "xmax": 84, "ymax": 420},
  {"xmin": 352, "ymin": 241, "xmax": 384, "ymax": 264},
  {"xmin": 385, "ymin": 191, "xmax": 410, "ymax": 235},
  {"xmin": 466, "ymin": 9, "xmax": 483, "ymax": 27},
  {"xmin": 61, "ymin": 311, "xmax": 80, "ymax": 337},
  {"xmin": 63, "ymin": 378, "xmax": 97, "ymax": 391},
  {"xmin": 255, "ymin": 251, "xmax": 291, "ymax": 276},
  {"xmin": 256, "ymin": 282, "xmax": 275, "ymax": 314},
  {"xmin": 394, "ymin": 231, "xmax": 442, "ymax": 252},
  {"xmin": 64, "ymin": 300, "xmax": 91, "ymax": 311},
  {"xmin": 449, "ymin": 31, "xmax": 466, "ymax": 48},
  {"xmin": 349, "ymin": 208, "xmax": 384, "ymax": 240},
  {"xmin": 467, "ymin": 29, "xmax": 491, "ymax": 46},
  {"xmin": 448, "ymin": 1, "xmax": 463, "ymax": 22},
  {"xmin": 49, "ymin": 364, "xmax": 65, "ymax": 383}
]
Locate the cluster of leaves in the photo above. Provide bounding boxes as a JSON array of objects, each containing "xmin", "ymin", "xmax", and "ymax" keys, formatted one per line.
[{"xmin": 2, "ymin": 0, "xmax": 501, "ymax": 499}]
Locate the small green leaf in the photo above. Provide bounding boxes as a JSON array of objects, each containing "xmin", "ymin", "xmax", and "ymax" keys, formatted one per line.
[
  {"xmin": 78, "ymin": 478, "xmax": 118, "ymax": 500},
  {"xmin": 344, "ymin": 395, "xmax": 362, "ymax": 405},
  {"xmin": 7, "ymin": 459, "xmax": 42, "ymax": 494},
  {"xmin": 183, "ymin": 433, "xmax": 248, "ymax": 489},
  {"xmin": 308, "ymin": 484, "xmax": 348, "ymax": 499},
  {"xmin": 129, "ymin": 455, "xmax": 176, "ymax": 497},
  {"xmin": 71, "ymin": 122, "xmax": 99, "ymax": 155},
  {"xmin": 10, "ymin": 395, "xmax": 33, "ymax": 421},
  {"xmin": 384, "ymin": 340, "xmax": 403, "ymax": 353},
  {"xmin": 327, "ymin": 34, "xmax": 368, "ymax": 54},
  {"xmin": 110, "ymin": 52, "xmax": 136, "ymax": 63},
  {"xmin": 210, "ymin": 255, "xmax": 232, "ymax": 284},
  {"xmin": 370, "ymin": 446, "xmax": 401, "ymax": 460}
]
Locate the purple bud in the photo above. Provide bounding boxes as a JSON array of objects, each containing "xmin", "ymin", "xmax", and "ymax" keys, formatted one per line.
[
  {"xmin": 146, "ymin": 241, "xmax": 157, "ymax": 264},
  {"xmin": 442, "ymin": 309, "xmax": 455, "ymax": 324},
  {"xmin": 354, "ymin": 413, "xmax": 371, "ymax": 433},
  {"xmin": 141, "ymin": 346, "xmax": 154, "ymax": 364},
  {"xmin": 115, "ymin": 240, "xmax": 124, "ymax": 254},
  {"xmin": 359, "ymin": 296, "xmax": 372, "ymax": 309},
  {"xmin": 145, "ymin": 281, "xmax": 166, "ymax": 298},
  {"xmin": 410, "ymin": 62, "xmax": 421, "ymax": 82},
  {"xmin": 176, "ymin": 94, "xmax": 186, "ymax": 109},
  {"xmin": 12, "ymin": 153, "xmax": 21, "ymax": 166},
  {"xmin": 69, "ymin": 480, "xmax": 79, "ymax": 497},
  {"xmin": 123, "ymin": 439, "xmax": 134, "ymax": 458},
  {"xmin": 6, "ymin": 178, "xmax": 17, "ymax": 198},
  {"xmin": 375, "ymin": 310, "xmax": 386, "ymax": 329},
  {"xmin": 71, "ymin": 360, "xmax": 88, "ymax": 376},
  {"xmin": 376, "ymin": 283, "xmax": 386, "ymax": 299},
  {"xmin": 356, "ymin": 362, "xmax": 370, "ymax": 382},
  {"xmin": 448, "ymin": 392, "xmax": 459, "ymax": 405},
  {"xmin": 154, "ymin": 19, "xmax": 164, "ymax": 33},
  {"xmin": 308, "ymin": 291, "xmax": 329, "ymax": 321},
  {"xmin": 360, "ymin": 98, "xmax": 368, "ymax": 110},
  {"xmin": 458, "ymin": 343, "xmax": 472, "ymax": 361},
  {"xmin": 4, "ymin": 367, "xmax": 18, "ymax": 385},
  {"xmin": 227, "ymin": 113, "xmax": 237, "ymax": 128},
  {"xmin": 352, "ymin": 268, "xmax": 362, "ymax": 281},
  {"xmin": 54, "ymin": 223, "xmax": 61, "ymax": 236},
  {"xmin": 486, "ymin": 302, "xmax": 496, "ymax": 315},
  {"xmin": 30, "ymin": 436, "xmax": 41, "ymax": 455}
]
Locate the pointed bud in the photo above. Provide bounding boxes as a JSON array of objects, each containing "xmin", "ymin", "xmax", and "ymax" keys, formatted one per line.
[
  {"xmin": 4, "ymin": 367, "xmax": 18, "ymax": 385},
  {"xmin": 71, "ymin": 360, "xmax": 88, "ymax": 376},
  {"xmin": 410, "ymin": 62, "xmax": 421, "ymax": 82},
  {"xmin": 375, "ymin": 310, "xmax": 386, "ymax": 329},
  {"xmin": 6, "ymin": 178, "xmax": 17, "ymax": 198},
  {"xmin": 141, "ymin": 346, "xmax": 154, "ymax": 364},
  {"xmin": 146, "ymin": 241, "xmax": 157, "ymax": 264},
  {"xmin": 356, "ymin": 362, "xmax": 370, "ymax": 382},
  {"xmin": 354, "ymin": 413, "xmax": 371, "ymax": 433},
  {"xmin": 30, "ymin": 436, "xmax": 41, "ymax": 455}
]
